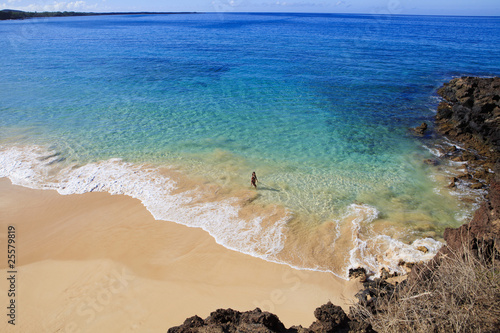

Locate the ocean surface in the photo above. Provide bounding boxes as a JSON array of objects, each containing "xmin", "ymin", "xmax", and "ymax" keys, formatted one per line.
[{"xmin": 1, "ymin": 13, "xmax": 500, "ymax": 278}]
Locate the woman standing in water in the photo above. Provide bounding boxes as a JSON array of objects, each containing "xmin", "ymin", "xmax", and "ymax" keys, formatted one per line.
[{"xmin": 251, "ymin": 172, "xmax": 258, "ymax": 189}]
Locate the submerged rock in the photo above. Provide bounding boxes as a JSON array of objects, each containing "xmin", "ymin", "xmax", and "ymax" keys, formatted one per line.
[
  {"xmin": 423, "ymin": 158, "xmax": 439, "ymax": 166},
  {"xmin": 416, "ymin": 246, "xmax": 429, "ymax": 254},
  {"xmin": 410, "ymin": 122, "xmax": 428, "ymax": 136}
]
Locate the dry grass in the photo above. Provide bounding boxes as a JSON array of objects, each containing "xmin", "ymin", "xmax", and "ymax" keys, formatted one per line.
[{"xmin": 351, "ymin": 245, "xmax": 500, "ymax": 333}]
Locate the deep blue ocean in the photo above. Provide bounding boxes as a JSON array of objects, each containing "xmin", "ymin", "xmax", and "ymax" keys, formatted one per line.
[{"xmin": 1, "ymin": 13, "xmax": 499, "ymax": 277}]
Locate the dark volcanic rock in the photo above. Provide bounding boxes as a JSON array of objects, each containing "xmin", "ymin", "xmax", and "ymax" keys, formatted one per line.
[
  {"xmin": 442, "ymin": 179, "xmax": 500, "ymax": 261},
  {"xmin": 348, "ymin": 267, "xmax": 368, "ymax": 282},
  {"xmin": 410, "ymin": 122, "xmax": 428, "ymax": 136},
  {"xmin": 308, "ymin": 302, "xmax": 348, "ymax": 332},
  {"xmin": 205, "ymin": 308, "xmax": 242, "ymax": 327},
  {"xmin": 404, "ymin": 78, "xmax": 500, "ymax": 286},
  {"xmin": 433, "ymin": 77, "xmax": 500, "ymax": 264},
  {"xmin": 183, "ymin": 315, "xmax": 205, "ymax": 329},
  {"xmin": 423, "ymin": 158, "xmax": 439, "ymax": 166},
  {"xmin": 409, "ymin": 178, "xmax": 500, "ymax": 284},
  {"xmin": 307, "ymin": 302, "xmax": 375, "ymax": 333},
  {"xmin": 168, "ymin": 308, "xmax": 287, "ymax": 333},
  {"xmin": 353, "ymin": 279, "xmax": 397, "ymax": 317},
  {"xmin": 168, "ymin": 305, "xmax": 375, "ymax": 333},
  {"xmin": 240, "ymin": 308, "xmax": 287, "ymax": 332},
  {"xmin": 436, "ymin": 76, "xmax": 500, "ymax": 161}
]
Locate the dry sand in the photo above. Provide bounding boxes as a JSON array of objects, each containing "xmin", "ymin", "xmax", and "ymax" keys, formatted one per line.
[{"xmin": 0, "ymin": 177, "xmax": 361, "ymax": 332}]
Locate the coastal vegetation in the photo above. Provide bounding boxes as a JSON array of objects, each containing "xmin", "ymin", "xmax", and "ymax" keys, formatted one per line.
[
  {"xmin": 352, "ymin": 243, "xmax": 500, "ymax": 332},
  {"xmin": 0, "ymin": 9, "xmax": 196, "ymax": 20},
  {"xmin": 0, "ymin": 9, "xmax": 96, "ymax": 20}
]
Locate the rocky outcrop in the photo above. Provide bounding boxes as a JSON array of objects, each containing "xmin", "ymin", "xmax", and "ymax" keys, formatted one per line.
[
  {"xmin": 167, "ymin": 304, "xmax": 374, "ymax": 333},
  {"xmin": 435, "ymin": 77, "xmax": 500, "ymax": 263},
  {"xmin": 409, "ymin": 178, "xmax": 500, "ymax": 283},
  {"xmin": 348, "ymin": 268, "xmax": 368, "ymax": 282},
  {"xmin": 307, "ymin": 302, "xmax": 374, "ymax": 333},
  {"xmin": 168, "ymin": 308, "xmax": 286, "ymax": 333},
  {"xmin": 410, "ymin": 122, "xmax": 428, "ymax": 136},
  {"xmin": 441, "ymin": 179, "xmax": 500, "ymax": 261},
  {"xmin": 436, "ymin": 76, "xmax": 500, "ymax": 164},
  {"xmin": 408, "ymin": 77, "xmax": 500, "ymax": 281}
]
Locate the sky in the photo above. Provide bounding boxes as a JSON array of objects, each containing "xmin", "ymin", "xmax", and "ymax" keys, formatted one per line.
[{"xmin": 1, "ymin": 0, "xmax": 499, "ymax": 16}]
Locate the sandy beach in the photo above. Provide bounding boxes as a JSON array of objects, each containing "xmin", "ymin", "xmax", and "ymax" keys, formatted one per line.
[{"xmin": 0, "ymin": 177, "xmax": 361, "ymax": 332}]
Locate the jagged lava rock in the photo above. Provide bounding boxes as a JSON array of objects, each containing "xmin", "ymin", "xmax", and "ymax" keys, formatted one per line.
[
  {"xmin": 410, "ymin": 122, "xmax": 428, "ymax": 136},
  {"xmin": 436, "ymin": 76, "xmax": 500, "ymax": 158},
  {"xmin": 168, "ymin": 308, "xmax": 287, "ymax": 333},
  {"xmin": 308, "ymin": 302, "xmax": 348, "ymax": 332},
  {"xmin": 167, "ymin": 304, "xmax": 375, "ymax": 333},
  {"xmin": 442, "ymin": 179, "xmax": 500, "ymax": 261}
]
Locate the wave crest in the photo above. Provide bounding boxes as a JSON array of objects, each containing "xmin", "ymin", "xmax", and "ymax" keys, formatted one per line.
[{"xmin": 0, "ymin": 145, "xmax": 289, "ymax": 260}]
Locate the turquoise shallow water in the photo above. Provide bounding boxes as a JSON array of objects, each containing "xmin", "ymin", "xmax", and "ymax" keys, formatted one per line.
[{"xmin": 1, "ymin": 13, "xmax": 500, "ymax": 277}]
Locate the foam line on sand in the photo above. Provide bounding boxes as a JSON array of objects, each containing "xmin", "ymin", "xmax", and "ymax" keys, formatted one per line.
[{"xmin": 0, "ymin": 178, "xmax": 360, "ymax": 332}]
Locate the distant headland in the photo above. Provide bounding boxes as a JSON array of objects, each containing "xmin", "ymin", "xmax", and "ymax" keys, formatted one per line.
[{"xmin": 0, "ymin": 9, "xmax": 198, "ymax": 20}]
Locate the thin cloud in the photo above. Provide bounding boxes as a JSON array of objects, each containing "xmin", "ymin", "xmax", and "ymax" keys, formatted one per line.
[
  {"xmin": 260, "ymin": 1, "xmax": 330, "ymax": 7},
  {"xmin": 7, "ymin": 1, "xmax": 99, "ymax": 12}
]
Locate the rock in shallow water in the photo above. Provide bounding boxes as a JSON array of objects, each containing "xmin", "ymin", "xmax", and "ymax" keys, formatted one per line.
[{"xmin": 410, "ymin": 122, "xmax": 428, "ymax": 136}]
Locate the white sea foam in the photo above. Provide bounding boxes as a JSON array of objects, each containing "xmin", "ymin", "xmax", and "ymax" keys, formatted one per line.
[
  {"xmin": 428, "ymin": 96, "xmax": 442, "ymax": 114},
  {"xmin": 0, "ymin": 144, "xmax": 448, "ymax": 279},
  {"xmin": 371, "ymin": 236, "xmax": 442, "ymax": 276},
  {"xmin": 343, "ymin": 203, "xmax": 380, "ymax": 275},
  {"xmin": 0, "ymin": 145, "xmax": 289, "ymax": 262},
  {"xmin": 0, "ymin": 145, "xmax": 54, "ymax": 189},
  {"xmin": 441, "ymin": 138, "xmax": 466, "ymax": 151},
  {"xmin": 342, "ymin": 203, "xmax": 444, "ymax": 278},
  {"xmin": 422, "ymin": 144, "xmax": 444, "ymax": 158}
]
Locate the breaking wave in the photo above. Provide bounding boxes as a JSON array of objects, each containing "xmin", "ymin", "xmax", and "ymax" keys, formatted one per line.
[{"xmin": 1, "ymin": 144, "xmax": 449, "ymax": 279}]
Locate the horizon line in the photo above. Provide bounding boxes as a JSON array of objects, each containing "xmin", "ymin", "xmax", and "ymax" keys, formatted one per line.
[{"xmin": 2, "ymin": 9, "xmax": 500, "ymax": 18}]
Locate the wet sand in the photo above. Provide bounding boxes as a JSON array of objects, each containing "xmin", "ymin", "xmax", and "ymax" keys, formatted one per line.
[{"xmin": 0, "ymin": 177, "xmax": 361, "ymax": 332}]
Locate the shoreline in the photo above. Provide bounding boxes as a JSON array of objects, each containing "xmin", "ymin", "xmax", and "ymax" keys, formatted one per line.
[
  {"xmin": 0, "ymin": 144, "xmax": 448, "ymax": 279},
  {"xmin": 0, "ymin": 177, "xmax": 361, "ymax": 331}
]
